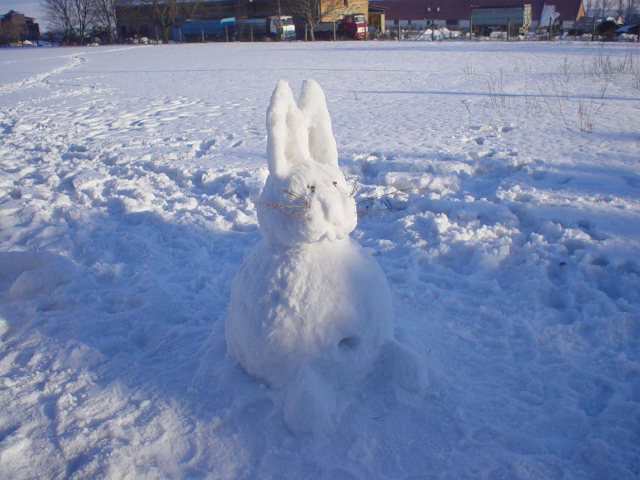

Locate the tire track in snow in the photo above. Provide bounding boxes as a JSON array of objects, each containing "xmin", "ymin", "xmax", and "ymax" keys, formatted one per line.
[{"xmin": 0, "ymin": 54, "xmax": 85, "ymax": 96}]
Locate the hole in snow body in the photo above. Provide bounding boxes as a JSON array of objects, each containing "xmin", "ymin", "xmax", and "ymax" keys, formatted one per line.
[{"xmin": 338, "ymin": 336, "xmax": 359, "ymax": 350}]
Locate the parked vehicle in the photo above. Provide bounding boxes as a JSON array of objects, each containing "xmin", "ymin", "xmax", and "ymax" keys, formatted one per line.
[
  {"xmin": 342, "ymin": 14, "xmax": 369, "ymax": 39},
  {"xmin": 314, "ymin": 14, "xmax": 368, "ymax": 40},
  {"xmin": 236, "ymin": 16, "xmax": 296, "ymax": 41},
  {"xmin": 172, "ymin": 18, "xmax": 235, "ymax": 42}
]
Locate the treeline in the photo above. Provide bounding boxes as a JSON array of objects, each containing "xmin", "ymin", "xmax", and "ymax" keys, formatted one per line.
[{"xmin": 40, "ymin": 0, "xmax": 117, "ymax": 44}]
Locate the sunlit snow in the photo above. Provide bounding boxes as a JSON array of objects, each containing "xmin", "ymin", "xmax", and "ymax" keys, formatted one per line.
[{"xmin": 1, "ymin": 41, "xmax": 639, "ymax": 479}]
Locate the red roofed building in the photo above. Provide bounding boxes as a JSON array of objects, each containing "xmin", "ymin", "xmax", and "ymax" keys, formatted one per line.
[{"xmin": 369, "ymin": 0, "xmax": 584, "ymax": 31}]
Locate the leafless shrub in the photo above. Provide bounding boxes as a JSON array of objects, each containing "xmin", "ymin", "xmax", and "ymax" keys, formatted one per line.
[
  {"xmin": 463, "ymin": 62, "xmax": 476, "ymax": 76},
  {"xmin": 537, "ymin": 82, "xmax": 569, "ymax": 129},
  {"xmin": 487, "ymin": 69, "xmax": 516, "ymax": 109},
  {"xmin": 349, "ymin": 160, "xmax": 366, "ymax": 197},
  {"xmin": 524, "ymin": 96, "xmax": 546, "ymax": 118},
  {"xmin": 560, "ymin": 56, "xmax": 572, "ymax": 83},
  {"xmin": 633, "ymin": 67, "xmax": 640, "ymax": 90},
  {"xmin": 582, "ymin": 52, "xmax": 637, "ymax": 79},
  {"xmin": 616, "ymin": 52, "xmax": 634, "ymax": 73},
  {"xmin": 577, "ymin": 99, "xmax": 604, "ymax": 133}
]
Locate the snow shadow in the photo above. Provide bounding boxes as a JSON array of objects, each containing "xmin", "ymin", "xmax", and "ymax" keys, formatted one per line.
[
  {"xmin": 0, "ymin": 205, "xmax": 452, "ymax": 479},
  {"xmin": 1, "ymin": 157, "xmax": 638, "ymax": 479},
  {"xmin": 1, "ymin": 207, "xmax": 248, "ymax": 371},
  {"xmin": 355, "ymin": 88, "xmax": 640, "ymax": 103}
]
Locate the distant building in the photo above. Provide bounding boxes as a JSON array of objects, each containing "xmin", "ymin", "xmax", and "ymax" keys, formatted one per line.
[
  {"xmin": 0, "ymin": 10, "xmax": 40, "ymax": 44},
  {"xmin": 115, "ymin": 0, "xmax": 369, "ymax": 42},
  {"xmin": 369, "ymin": 4, "xmax": 387, "ymax": 32},
  {"xmin": 368, "ymin": 0, "xmax": 584, "ymax": 31},
  {"xmin": 116, "ymin": 0, "xmax": 239, "ymax": 41}
]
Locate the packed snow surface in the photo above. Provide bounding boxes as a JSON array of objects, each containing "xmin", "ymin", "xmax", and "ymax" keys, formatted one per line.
[{"xmin": 1, "ymin": 41, "xmax": 639, "ymax": 478}]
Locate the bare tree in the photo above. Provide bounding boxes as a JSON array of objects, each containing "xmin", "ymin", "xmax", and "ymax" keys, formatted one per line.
[
  {"xmin": 93, "ymin": 0, "xmax": 117, "ymax": 42},
  {"xmin": 142, "ymin": 0, "xmax": 201, "ymax": 43},
  {"xmin": 286, "ymin": 0, "xmax": 346, "ymax": 40},
  {"xmin": 625, "ymin": 0, "xmax": 638, "ymax": 20},
  {"xmin": 72, "ymin": 0, "xmax": 98, "ymax": 42},
  {"xmin": 597, "ymin": 0, "xmax": 615, "ymax": 17},
  {"xmin": 41, "ymin": 0, "xmax": 98, "ymax": 43},
  {"xmin": 41, "ymin": 0, "xmax": 75, "ymax": 38}
]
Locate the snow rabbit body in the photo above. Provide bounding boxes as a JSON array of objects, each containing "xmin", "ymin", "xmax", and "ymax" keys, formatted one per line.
[{"xmin": 225, "ymin": 80, "xmax": 426, "ymax": 433}]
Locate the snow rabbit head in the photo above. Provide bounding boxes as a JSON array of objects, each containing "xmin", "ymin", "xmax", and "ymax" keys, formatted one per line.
[{"xmin": 257, "ymin": 80, "xmax": 357, "ymax": 247}]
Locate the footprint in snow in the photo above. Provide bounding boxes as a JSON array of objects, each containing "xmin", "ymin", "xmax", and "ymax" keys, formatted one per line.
[
  {"xmin": 623, "ymin": 175, "xmax": 640, "ymax": 189},
  {"xmin": 195, "ymin": 139, "xmax": 217, "ymax": 158}
]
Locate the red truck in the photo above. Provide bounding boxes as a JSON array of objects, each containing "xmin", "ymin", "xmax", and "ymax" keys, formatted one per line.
[
  {"xmin": 342, "ymin": 14, "xmax": 369, "ymax": 39},
  {"xmin": 314, "ymin": 14, "xmax": 369, "ymax": 40}
]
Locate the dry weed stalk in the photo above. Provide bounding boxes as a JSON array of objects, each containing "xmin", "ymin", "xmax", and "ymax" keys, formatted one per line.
[
  {"xmin": 349, "ymin": 160, "xmax": 368, "ymax": 197},
  {"xmin": 356, "ymin": 186, "xmax": 428, "ymax": 215},
  {"xmin": 259, "ymin": 188, "xmax": 311, "ymax": 220}
]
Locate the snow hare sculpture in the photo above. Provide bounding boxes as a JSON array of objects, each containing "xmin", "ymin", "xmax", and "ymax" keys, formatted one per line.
[{"xmin": 226, "ymin": 79, "xmax": 426, "ymax": 434}]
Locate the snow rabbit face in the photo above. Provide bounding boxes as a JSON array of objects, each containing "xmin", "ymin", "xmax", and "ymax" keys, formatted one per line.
[{"xmin": 256, "ymin": 80, "xmax": 357, "ymax": 247}]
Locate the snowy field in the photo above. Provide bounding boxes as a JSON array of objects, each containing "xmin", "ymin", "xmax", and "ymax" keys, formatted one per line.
[{"xmin": 1, "ymin": 40, "xmax": 639, "ymax": 479}]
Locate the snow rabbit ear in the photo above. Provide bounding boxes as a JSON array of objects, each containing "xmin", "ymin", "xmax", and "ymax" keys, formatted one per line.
[
  {"xmin": 266, "ymin": 80, "xmax": 309, "ymax": 177},
  {"xmin": 266, "ymin": 79, "xmax": 339, "ymax": 177},
  {"xmin": 298, "ymin": 79, "xmax": 339, "ymax": 168}
]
